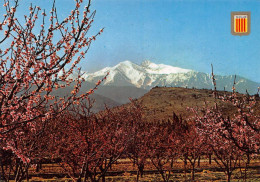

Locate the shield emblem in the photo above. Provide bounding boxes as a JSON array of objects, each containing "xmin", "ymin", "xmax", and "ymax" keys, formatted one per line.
[{"xmin": 231, "ymin": 12, "xmax": 250, "ymax": 36}]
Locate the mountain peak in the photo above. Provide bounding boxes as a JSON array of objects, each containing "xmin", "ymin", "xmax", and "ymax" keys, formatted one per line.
[
  {"xmin": 119, "ymin": 60, "xmax": 133, "ymax": 65},
  {"xmin": 141, "ymin": 60, "xmax": 152, "ymax": 67},
  {"xmin": 115, "ymin": 60, "xmax": 137, "ymax": 69}
]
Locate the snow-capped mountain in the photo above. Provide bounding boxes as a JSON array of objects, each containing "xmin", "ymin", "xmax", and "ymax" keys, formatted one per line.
[
  {"xmin": 84, "ymin": 60, "xmax": 191, "ymax": 87},
  {"xmin": 82, "ymin": 60, "xmax": 259, "ymax": 94}
]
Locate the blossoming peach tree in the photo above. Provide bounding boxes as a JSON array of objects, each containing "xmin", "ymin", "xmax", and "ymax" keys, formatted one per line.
[
  {"xmin": 191, "ymin": 67, "xmax": 259, "ymax": 181},
  {"xmin": 0, "ymin": 0, "xmax": 104, "ymax": 165},
  {"xmin": 210, "ymin": 67, "xmax": 259, "ymax": 155}
]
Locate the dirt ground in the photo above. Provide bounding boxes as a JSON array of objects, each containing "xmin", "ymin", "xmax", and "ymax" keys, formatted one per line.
[{"xmin": 26, "ymin": 158, "xmax": 260, "ymax": 182}]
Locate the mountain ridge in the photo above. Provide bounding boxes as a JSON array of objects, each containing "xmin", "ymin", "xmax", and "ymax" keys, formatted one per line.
[{"xmin": 81, "ymin": 60, "xmax": 259, "ymax": 94}]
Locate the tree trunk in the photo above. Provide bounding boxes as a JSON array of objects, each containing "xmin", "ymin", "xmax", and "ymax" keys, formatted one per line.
[
  {"xmin": 102, "ymin": 175, "xmax": 105, "ymax": 182},
  {"xmin": 83, "ymin": 164, "xmax": 89, "ymax": 182},
  {"xmin": 227, "ymin": 173, "xmax": 231, "ymax": 182},
  {"xmin": 99, "ymin": 166, "xmax": 106, "ymax": 182},
  {"xmin": 0, "ymin": 159, "xmax": 6, "ymax": 182},
  {"xmin": 184, "ymin": 159, "xmax": 187, "ymax": 181},
  {"xmin": 14, "ymin": 163, "xmax": 21, "ymax": 182},
  {"xmin": 7, "ymin": 163, "xmax": 12, "ymax": 182},
  {"xmin": 159, "ymin": 170, "xmax": 167, "ymax": 182},
  {"xmin": 26, "ymin": 169, "xmax": 29, "ymax": 182},
  {"xmin": 244, "ymin": 162, "xmax": 248, "ymax": 182},
  {"xmin": 191, "ymin": 163, "xmax": 195, "ymax": 180},
  {"xmin": 138, "ymin": 163, "xmax": 144, "ymax": 178}
]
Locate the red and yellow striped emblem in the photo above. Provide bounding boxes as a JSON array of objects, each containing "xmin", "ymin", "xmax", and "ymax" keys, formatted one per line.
[
  {"xmin": 231, "ymin": 12, "xmax": 250, "ymax": 36},
  {"xmin": 234, "ymin": 15, "xmax": 248, "ymax": 33}
]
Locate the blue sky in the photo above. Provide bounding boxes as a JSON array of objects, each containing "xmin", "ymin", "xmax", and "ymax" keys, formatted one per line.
[{"xmin": 9, "ymin": 0, "xmax": 260, "ymax": 82}]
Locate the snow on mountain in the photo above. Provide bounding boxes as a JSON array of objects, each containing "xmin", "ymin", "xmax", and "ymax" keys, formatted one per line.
[
  {"xmin": 141, "ymin": 60, "xmax": 191, "ymax": 74},
  {"xmin": 85, "ymin": 61, "xmax": 146, "ymax": 87},
  {"xmin": 82, "ymin": 60, "xmax": 259, "ymax": 94}
]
